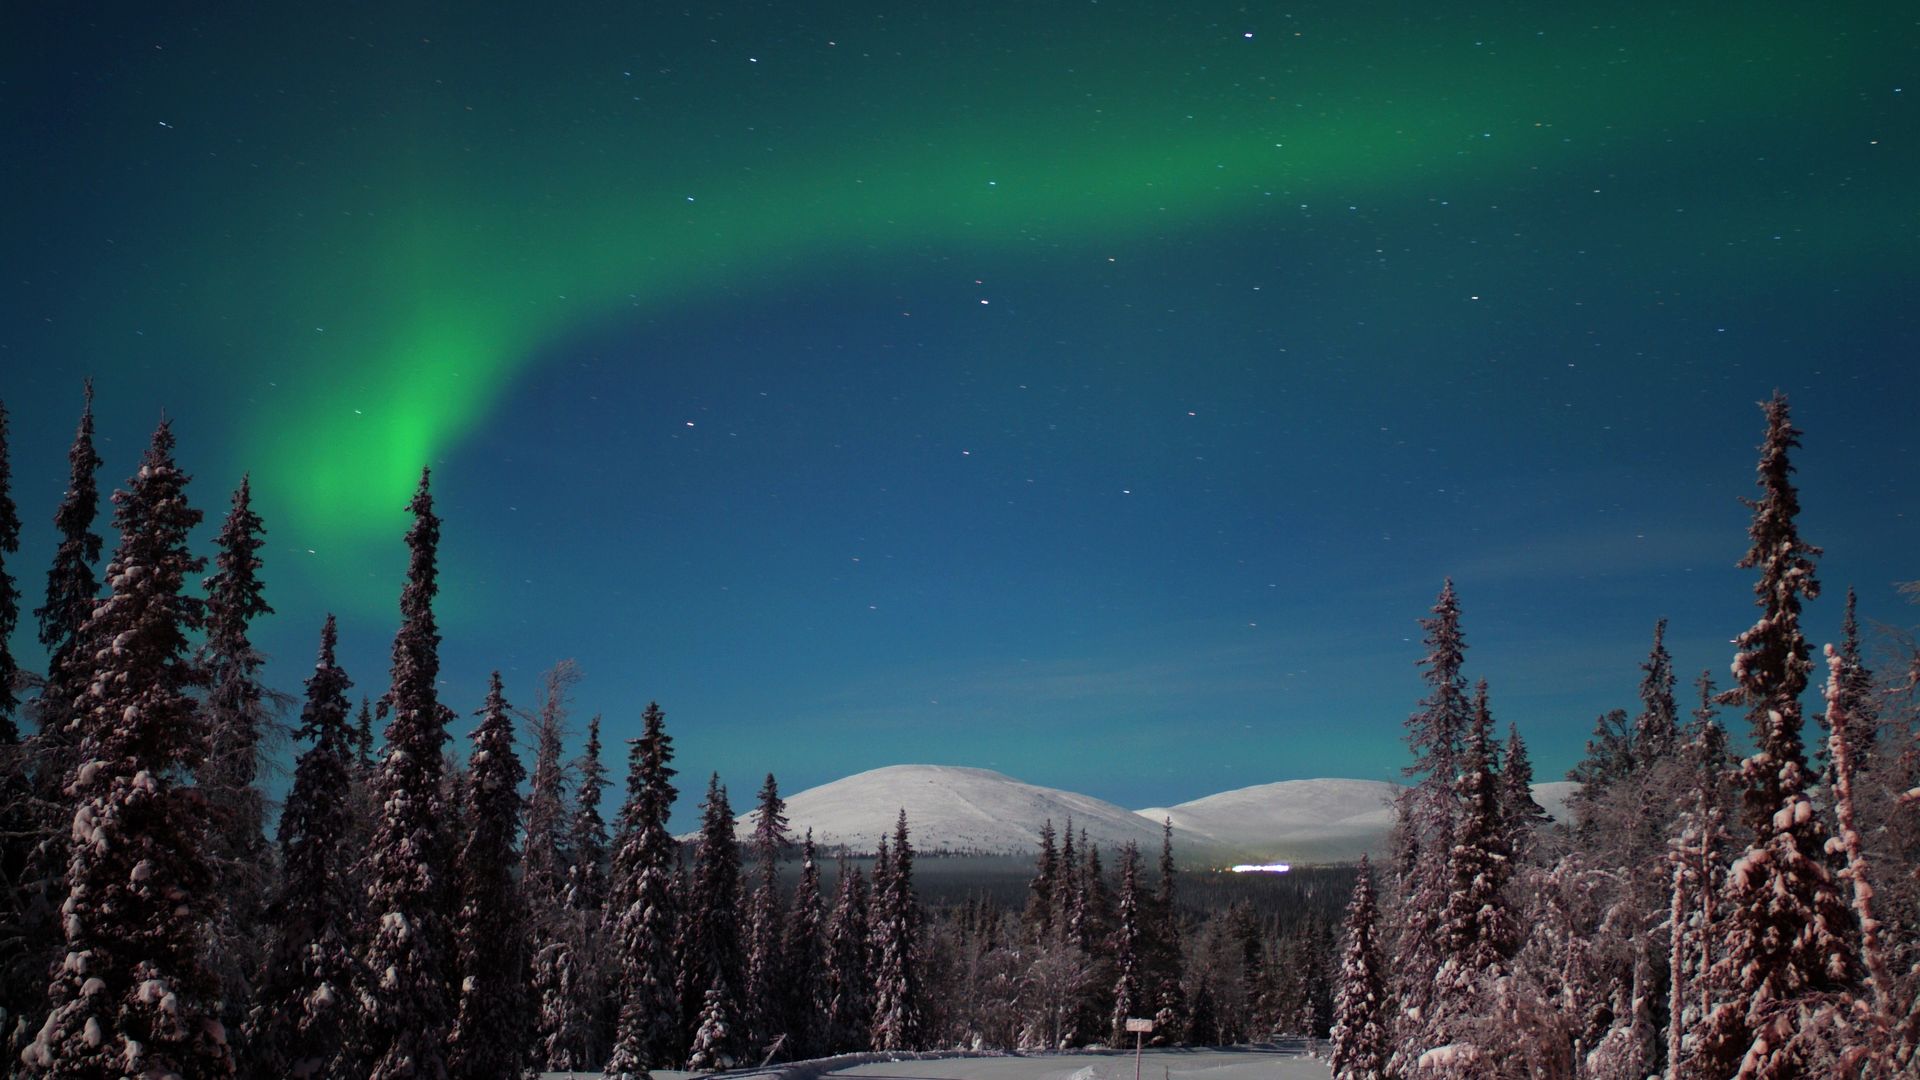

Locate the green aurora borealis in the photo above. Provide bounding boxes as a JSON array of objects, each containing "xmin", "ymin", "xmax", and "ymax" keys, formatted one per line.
[{"xmin": 4, "ymin": 1, "xmax": 1916, "ymax": 805}]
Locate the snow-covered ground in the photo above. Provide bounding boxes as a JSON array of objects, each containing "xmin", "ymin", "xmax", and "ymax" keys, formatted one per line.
[{"xmin": 542, "ymin": 1046, "xmax": 1331, "ymax": 1080}]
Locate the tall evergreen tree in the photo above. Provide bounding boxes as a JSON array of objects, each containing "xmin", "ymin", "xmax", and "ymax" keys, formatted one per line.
[
  {"xmin": 248, "ymin": 616, "xmax": 360, "ymax": 1080},
  {"xmin": 822, "ymin": 858, "xmax": 871, "ymax": 1054},
  {"xmin": 1108, "ymin": 841, "xmax": 1144, "ymax": 1045},
  {"xmin": 1695, "ymin": 392, "xmax": 1857, "ymax": 1079},
  {"xmin": 22, "ymin": 420, "xmax": 233, "ymax": 1078},
  {"xmin": 354, "ymin": 697, "xmax": 377, "ymax": 774},
  {"xmin": 1635, "ymin": 618, "xmax": 1679, "ymax": 763},
  {"xmin": 356, "ymin": 468, "xmax": 456, "ymax": 1080},
  {"xmin": 1389, "ymin": 580, "xmax": 1470, "ymax": 1074},
  {"xmin": 742, "ymin": 773, "xmax": 791, "ymax": 1058},
  {"xmin": 782, "ymin": 831, "xmax": 828, "ymax": 1059},
  {"xmin": 1438, "ymin": 683, "xmax": 1516, "ymax": 985},
  {"xmin": 523, "ymin": 660, "xmax": 578, "ymax": 919},
  {"xmin": 1329, "ymin": 857, "xmax": 1388, "ymax": 1080},
  {"xmin": 14, "ymin": 384, "xmax": 104, "ymax": 1047},
  {"xmin": 1146, "ymin": 818, "xmax": 1186, "ymax": 1039},
  {"xmin": 870, "ymin": 810, "xmax": 923, "ymax": 1051},
  {"xmin": 1497, "ymin": 722, "xmax": 1547, "ymax": 851},
  {"xmin": 677, "ymin": 775, "xmax": 743, "ymax": 1062},
  {"xmin": 0, "ymin": 400, "xmax": 36, "ymax": 1040},
  {"xmin": 605, "ymin": 702, "xmax": 682, "ymax": 1078},
  {"xmin": 1024, "ymin": 820, "xmax": 1059, "ymax": 944},
  {"xmin": 448, "ymin": 674, "xmax": 531, "ymax": 1080},
  {"xmin": 533, "ymin": 715, "xmax": 609, "ymax": 1072},
  {"xmin": 197, "ymin": 475, "xmax": 274, "ymax": 1029}
]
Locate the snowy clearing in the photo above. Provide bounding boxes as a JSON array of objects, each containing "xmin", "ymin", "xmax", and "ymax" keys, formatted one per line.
[{"xmin": 541, "ymin": 1046, "xmax": 1331, "ymax": 1080}]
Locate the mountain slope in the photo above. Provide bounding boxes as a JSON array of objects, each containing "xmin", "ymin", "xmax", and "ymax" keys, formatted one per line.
[
  {"xmin": 752, "ymin": 764, "xmax": 1207, "ymax": 857},
  {"xmin": 1139, "ymin": 779, "xmax": 1400, "ymax": 864}
]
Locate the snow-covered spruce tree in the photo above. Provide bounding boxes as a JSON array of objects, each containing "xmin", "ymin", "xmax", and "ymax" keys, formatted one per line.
[
  {"xmin": 246, "ymin": 617, "xmax": 362, "ymax": 1080},
  {"xmin": 1635, "ymin": 618, "xmax": 1680, "ymax": 764},
  {"xmin": 1108, "ymin": 841, "xmax": 1145, "ymax": 1046},
  {"xmin": 22, "ymin": 420, "xmax": 234, "ymax": 1078},
  {"xmin": 0, "ymin": 399, "xmax": 36, "ymax": 1039},
  {"xmin": 677, "ymin": 774, "xmax": 743, "ymax": 1062},
  {"xmin": 354, "ymin": 697, "xmax": 377, "ymax": 774},
  {"xmin": 605, "ymin": 701, "xmax": 682, "ymax": 1078},
  {"xmin": 1430, "ymin": 681, "xmax": 1517, "ymax": 1054},
  {"xmin": 1822, "ymin": 643, "xmax": 1903, "ymax": 1071},
  {"xmin": 1025, "ymin": 819, "xmax": 1059, "ymax": 944},
  {"xmin": 447, "ymin": 673, "xmax": 530, "ymax": 1080},
  {"xmin": 355, "ymin": 468, "xmax": 457, "ymax": 1080},
  {"xmin": 782, "ymin": 830, "xmax": 828, "ymax": 1059},
  {"xmin": 1496, "ymin": 723, "xmax": 1547, "ymax": 856},
  {"xmin": 742, "ymin": 773, "xmax": 791, "ymax": 1060},
  {"xmin": 1666, "ymin": 702, "xmax": 1734, "ymax": 1080},
  {"xmin": 1329, "ymin": 856, "xmax": 1389, "ymax": 1080},
  {"xmin": 686, "ymin": 986, "xmax": 735, "ymax": 1073},
  {"xmin": 197, "ymin": 475, "xmax": 275, "ymax": 1030},
  {"xmin": 823, "ymin": 857, "xmax": 871, "ymax": 1054},
  {"xmin": 1692, "ymin": 392, "xmax": 1857, "ymax": 1079},
  {"xmin": 1054, "ymin": 821, "xmax": 1078, "ymax": 939},
  {"xmin": 12, "ymin": 384, "xmax": 105, "ymax": 1049},
  {"xmin": 1388, "ymin": 580, "xmax": 1470, "ymax": 1075},
  {"xmin": 871, "ymin": 810, "xmax": 924, "ymax": 1051},
  {"xmin": 1146, "ymin": 819, "xmax": 1187, "ymax": 1041},
  {"xmin": 523, "ymin": 661, "xmax": 578, "ymax": 1072}
]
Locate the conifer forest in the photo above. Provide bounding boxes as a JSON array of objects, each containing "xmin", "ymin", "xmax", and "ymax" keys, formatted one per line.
[{"xmin": 0, "ymin": 385, "xmax": 1914, "ymax": 1079}]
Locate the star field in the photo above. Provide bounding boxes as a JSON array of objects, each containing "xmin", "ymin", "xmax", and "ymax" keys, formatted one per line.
[{"xmin": 2, "ymin": 1, "xmax": 1916, "ymax": 812}]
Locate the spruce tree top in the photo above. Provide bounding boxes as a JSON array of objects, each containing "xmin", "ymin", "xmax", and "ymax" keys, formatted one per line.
[
  {"xmin": 1406, "ymin": 578, "xmax": 1469, "ymax": 782},
  {"xmin": 37, "ymin": 379, "xmax": 103, "ymax": 661}
]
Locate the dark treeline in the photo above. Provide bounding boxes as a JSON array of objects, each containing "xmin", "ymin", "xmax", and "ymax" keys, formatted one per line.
[
  {"xmin": 1326, "ymin": 392, "xmax": 1920, "ymax": 1079},
  {"xmin": 0, "ymin": 386, "xmax": 1346, "ymax": 1079}
]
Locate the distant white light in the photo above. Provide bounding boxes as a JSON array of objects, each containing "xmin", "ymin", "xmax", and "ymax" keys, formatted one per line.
[{"xmin": 1230, "ymin": 863, "xmax": 1292, "ymax": 874}]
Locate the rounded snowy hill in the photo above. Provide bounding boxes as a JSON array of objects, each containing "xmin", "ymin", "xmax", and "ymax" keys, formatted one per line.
[
  {"xmin": 1137, "ymin": 778, "xmax": 1401, "ymax": 864},
  {"xmin": 760, "ymin": 764, "xmax": 1196, "ymax": 857}
]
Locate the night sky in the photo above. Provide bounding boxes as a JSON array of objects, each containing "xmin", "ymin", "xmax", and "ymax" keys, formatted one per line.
[{"xmin": 4, "ymin": 2, "xmax": 1916, "ymax": 816}]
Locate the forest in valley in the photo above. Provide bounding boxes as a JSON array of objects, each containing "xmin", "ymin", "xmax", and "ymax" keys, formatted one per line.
[{"xmin": 0, "ymin": 385, "xmax": 1912, "ymax": 1080}]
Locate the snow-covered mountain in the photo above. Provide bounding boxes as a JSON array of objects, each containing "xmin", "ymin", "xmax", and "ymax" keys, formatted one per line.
[
  {"xmin": 1138, "ymin": 778, "xmax": 1400, "ymax": 864},
  {"xmin": 748, "ymin": 764, "xmax": 1582, "ymax": 865},
  {"xmin": 756, "ymin": 764, "xmax": 1198, "ymax": 857}
]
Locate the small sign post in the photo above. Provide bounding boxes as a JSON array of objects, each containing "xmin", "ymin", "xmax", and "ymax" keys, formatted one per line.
[{"xmin": 1125, "ymin": 1018, "xmax": 1154, "ymax": 1080}]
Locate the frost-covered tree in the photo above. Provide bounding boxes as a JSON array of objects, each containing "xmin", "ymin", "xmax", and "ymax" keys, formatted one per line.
[
  {"xmin": 1434, "ymin": 681, "xmax": 1517, "ymax": 1038},
  {"xmin": 356, "ymin": 468, "xmax": 457, "ymax": 1080},
  {"xmin": 523, "ymin": 661, "xmax": 578, "ymax": 1072},
  {"xmin": 742, "ymin": 773, "xmax": 790, "ymax": 1059},
  {"xmin": 686, "ymin": 987, "xmax": 735, "ymax": 1073},
  {"xmin": 568, "ymin": 715, "xmax": 611, "ymax": 916},
  {"xmin": 677, "ymin": 774, "xmax": 743, "ymax": 1061},
  {"xmin": 870, "ymin": 810, "xmax": 923, "ymax": 1051},
  {"xmin": 448, "ymin": 673, "xmax": 530, "ymax": 1080},
  {"xmin": 823, "ymin": 858, "xmax": 871, "ymax": 1054},
  {"xmin": 1497, "ymin": 723, "xmax": 1547, "ymax": 855},
  {"xmin": 197, "ymin": 475, "xmax": 275, "ymax": 1027},
  {"xmin": 1329, "ymin": 857, "xmax": 1388, "ymax": 1080},
  {"xmin": 1108, "ymin": 841, "xmax": 1145, "ymax": 1046},
  {"xmin": 605, "ymin": 702, "xmax": 682, "ymax": 1078},
  {"xmin": 1694, "ymin": 392, "xmax": 1857, "ymax": 1079},
  {"xmin": 0, "ymin": 400, "xmax": 36, "ymax": 1035},
  {"xmin": 1146, "ymin": 819, "xmax": 1187, "ymax": 1041},
  {"xmin": 1025, "ymin": 820, "xmax": 1059, "ymax": 944},
  {"xmin": 13, "ymin": 384, "xmax": 105, "ymax": 1045},
  {"xmin": 1635, "ymin": 618, "xmax": 1680, "ymax": 763},
  {"xmin": 1389, "ymin": 580, "xmax": 1470, "ymax": 1074},
  {"xmin": 782, "ymin": 831, "xmax": 828, "ymax": 1059},
  {"xmin": 22, "ymin": 420, "xmax": 234, "ymax": 1078},
  {"xmin": 246, "ymin": 616, "xmax": 362, "ymax": 1080}
]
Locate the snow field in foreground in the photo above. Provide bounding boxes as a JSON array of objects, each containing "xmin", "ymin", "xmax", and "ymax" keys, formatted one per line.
[{"xmin": 540, "ymin": 1046, "xmax": 1331, "ymax": 1080}]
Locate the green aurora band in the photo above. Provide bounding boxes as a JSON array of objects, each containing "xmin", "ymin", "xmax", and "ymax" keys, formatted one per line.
[{"xmin": 17, "ymin": 3, "xmax": 1902, "ymax": 560}]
